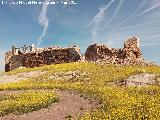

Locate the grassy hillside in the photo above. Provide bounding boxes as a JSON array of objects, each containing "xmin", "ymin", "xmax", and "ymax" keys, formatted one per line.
[{"xmin": 1, "ymin": 62, "xmax": 160, "ymax": 119}]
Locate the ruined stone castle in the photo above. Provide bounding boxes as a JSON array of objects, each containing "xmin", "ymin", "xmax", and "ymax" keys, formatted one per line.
[{"xmin": 5, "ymin": 37, "xmax": 150, "ymax": 72}]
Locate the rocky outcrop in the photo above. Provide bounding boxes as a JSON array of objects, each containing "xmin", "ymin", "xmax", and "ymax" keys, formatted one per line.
[
  {"xmin": 5, "ymin": 45, "xmax": 82, "ymax": 72},
  {"xmin": 85, "ymin": 37, "xmax": 149, "ymax": 65}
]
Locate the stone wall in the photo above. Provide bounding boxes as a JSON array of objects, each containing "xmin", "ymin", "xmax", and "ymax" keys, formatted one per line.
[
  {"xmin": 5, "ymin": 37, "xmax": 151, "ymax": 72},
  {"xmin": 5, "ymin": 45, "xmax": 82, "ymax": 72},
  {"xmin": 85, "ymin": 37, "xmax": 149, "ymax": 65}
]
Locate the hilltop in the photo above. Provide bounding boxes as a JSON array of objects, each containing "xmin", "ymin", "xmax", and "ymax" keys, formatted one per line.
[
  {"xmin": 0, "ymin": 62, "xmax": 160, "ymax": 119},
  {"xmin": 1, "ymin": 36, "xmax": 159, "ymax": 119}
]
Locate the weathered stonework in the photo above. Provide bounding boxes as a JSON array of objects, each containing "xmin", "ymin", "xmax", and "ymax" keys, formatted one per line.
[
  {"xmin": 85, "ymin": 37, "xmax": 149, "ymax": 65},
  {"xmin": 5, "ymin": 36, "xmax": 151, "ymax": 72},
  {"xmin": 5, "ymin": 45, "xmax": 82, "ymax": 72}
]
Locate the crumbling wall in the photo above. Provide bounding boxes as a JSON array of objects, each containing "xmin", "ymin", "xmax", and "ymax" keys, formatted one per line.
[
  {"xmin": 5, "ymin": 36, "xmax": 150, "ymax": 72},
  {"xmin": 5, "ymin": 51, "xmax": 13, "ymax": 72},
  {"xmin": 5, "ymin": 45, "xmax": 82, "ymax": 72},
  {"xmin": 85, "ymin": 37, "xmax": 147, "ymax": 65}
]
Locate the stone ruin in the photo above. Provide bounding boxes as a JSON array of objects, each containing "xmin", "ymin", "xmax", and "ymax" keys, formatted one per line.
[
  {"xmin": 5, "ymin": 37, "xmax": 151, "ymax": 72},
  {"xmin": 5, "ymin": 45, "xmax": 82, "ymax": 72},
  {"xmin": 85, "ymin": 37, "xmax": 149, "ymax": 65}
]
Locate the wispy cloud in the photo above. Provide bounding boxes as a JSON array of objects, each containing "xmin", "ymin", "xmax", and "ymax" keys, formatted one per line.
[
  {"xmin": 137, "ymin": 0, "xmax": 160, "ymax": 17},
  {"xmin": 103, "ymin": 0, "xmax": 124, "ymax": 30},
  {"xmin": 107, "ymin": 0, "xmax": 145, "ymax": 34},
  {"xmin": 86, "ymin": 0, "xmax": 116, "ymax": 27},
  {"xmin": 112, "ymin": 18, "xmax": 160, "ymax": 32},
  {"xmin": 87, "ymin": 0, "xmax": 116, "ymax": 42},
  {"xmin": 37, "ymin": 0, "xmax": 51, "ymax": 46},
  {"xmin": 91, "ymin": 6, "xmax": 106, "ymax": 42}
]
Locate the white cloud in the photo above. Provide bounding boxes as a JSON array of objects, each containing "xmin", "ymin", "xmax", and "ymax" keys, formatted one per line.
[
  {"xmin": 137, "ymin": 4, "xmax": 159, "ymax": 16},
  {"xmin": 86, "ymin": 0, "xmax": 115, "ymax": 27},
  {"xmin": 87, "ymin": 0, "xmax": 117, "ymax": 43},
  {"xmin": 91, "ymin": 6, "xmax": 106, "ymax": 42},
  {"xmin": 38, "ymin": 0, "xmax": 51, "ymax": 46},
  {"xmin": 103, "ymin": 0, "xmax": 124, "ymax": 30},
  {"xmin": 111, "ymin": 18, "xmax": 160, "ymax": 33},
  {"xmin": 111, "ymin": 0, "xmax": 146, "ymax": 32},
  {"xmin": 136, "ymin": 0, "xmax": 160, "ymax": 17}
]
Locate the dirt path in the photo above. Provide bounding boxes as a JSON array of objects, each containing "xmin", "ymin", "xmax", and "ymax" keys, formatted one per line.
[{"xmin": 0, "ymin": 90, "xmax": 102, "ymax": 120}]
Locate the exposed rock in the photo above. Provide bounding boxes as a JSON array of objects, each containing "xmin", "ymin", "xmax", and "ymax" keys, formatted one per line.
[
  {"xmin": 123, "ymin": 73, "xmax": 158, "ymax": 86},
  {"xmin": 107, "ymin": 73, "xmax": 160, "ymax": 87}
]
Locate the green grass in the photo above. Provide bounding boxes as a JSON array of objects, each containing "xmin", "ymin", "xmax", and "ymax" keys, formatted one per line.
[{"xmin": 1, "ymin": 62, "xmax": 160, "ymax": 119}]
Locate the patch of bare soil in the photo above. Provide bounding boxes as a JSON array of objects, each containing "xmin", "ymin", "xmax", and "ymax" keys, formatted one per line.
[
  {"xmin": 124, "ymin": 73, "xmax": 159, "ymax": 86},
  {"xmin": 108, "ymin": 73, "xmax": 160, "ymax": 87},
  {"xmin": 46, "ymin": 70, "xmax": 90, "ymax": 83},
  {"xmin": 0, "ymin": 71, "xmax": 46, "ymax": 84},
  {"xmin": 0, "ymin": 90, "xmax": 102, "ymax": 120}
]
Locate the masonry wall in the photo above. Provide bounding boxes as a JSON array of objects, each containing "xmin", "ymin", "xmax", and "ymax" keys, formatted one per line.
[
  {"xmin": 5, "ymin": 37, "xmax": 151, "ymax": 72},
  {"xmin": 5, "ymin": 46, "xmax": 82, "ymax": 72},
  {"xmin": 85, "ymin": 37, "xmax": 148, "ymax": 65}
]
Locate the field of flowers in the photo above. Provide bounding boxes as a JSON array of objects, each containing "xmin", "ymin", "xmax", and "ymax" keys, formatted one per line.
[
  {"xmin": 1, "ymin": 62, "xmax": 160, "ymax": 119},
  {"xmin": 0, "ymin": 90, "xmax": 58, "ymax": 116}
]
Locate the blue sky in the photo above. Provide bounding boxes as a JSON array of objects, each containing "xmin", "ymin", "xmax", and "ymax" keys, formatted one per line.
[{"xmin": 0, "ymin": 0, "xmax": 160, "ymax": 71}]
